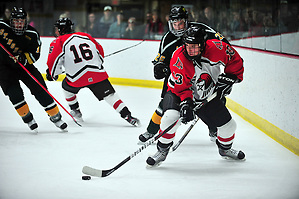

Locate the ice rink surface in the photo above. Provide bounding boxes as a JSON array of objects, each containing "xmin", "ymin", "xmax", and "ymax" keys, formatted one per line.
[{"xmin": 0, "ymin": 82, "xmax": 298, "ymax": 199}]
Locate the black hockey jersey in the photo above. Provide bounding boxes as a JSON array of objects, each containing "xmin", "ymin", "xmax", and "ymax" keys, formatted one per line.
[{"xmin": 0, "ymin": 20, "xmax": 41, "ymax": 68}]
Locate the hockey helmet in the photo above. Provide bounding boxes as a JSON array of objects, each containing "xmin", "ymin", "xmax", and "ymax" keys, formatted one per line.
[
  {"xmin": 10, "ymin": 7, "xmax": 28, "ymax": 35},
  {"xmin": 168, "ymin": 6, "xmax": 188, "ymax": 37},
  {"xmin": 183, "ymin": 25, "xmax": 208, "ymax": 60},
  {"xmin": 54, "ymin": 18, "xmax": 74, "ymax": 36}
]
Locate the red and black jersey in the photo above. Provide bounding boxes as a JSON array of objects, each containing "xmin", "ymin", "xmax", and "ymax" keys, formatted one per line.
[
  {"xmin": 47, "ymin": 32, "xmax": 108, "ymax": 87},
  {"xmin": 168, "ymin": 39, "xmax": 244, "ymax": 103}
]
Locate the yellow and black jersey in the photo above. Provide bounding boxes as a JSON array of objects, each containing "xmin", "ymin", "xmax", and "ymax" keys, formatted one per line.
[{"xmin": 0, "ymin": 20, "xmax": 41, "ymax": 66}]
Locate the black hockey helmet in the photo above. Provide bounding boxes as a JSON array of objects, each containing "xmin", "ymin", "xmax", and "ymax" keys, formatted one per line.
[
  {"xmin": 10, "ymin": 7, "xmax": 28, "ymax": 35},
  {"xmin": 54, "ymin": 18, "xmax": 74, "ymax": 36},
  {"xmin": 183, "ymin": 25, "xmax": 208, "ymax": 59},
  {"xmin": 168, "ymin": 6, "xmax": 188, "ymax": 37}
]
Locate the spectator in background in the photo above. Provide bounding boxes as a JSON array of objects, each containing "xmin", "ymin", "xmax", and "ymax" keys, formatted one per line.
[
  {"xmin": 203, "ymin": 6, "xmax": 216, "ymax": 28},
  {"xmin": 163, "ymin": 14, "xmax": 170, "ymax": 33},
  {"xmin": 85, "ymin": 13, "xmax": 99, "ymax": 37},
  {"xmin": 123, "ymin": 17, "xmax": 143, "ymax": 39},
  {"xmin": 0, "ymin": 8, "xmax": 10, "ymax": 21},
  {"xmin": 98, "ymin": 6, "xmax": 115, "ymax": 38},
  {"xmin": 27, "ymin": 12, "xmax": 35, "ymax": 28},
  {"xmin": 216, "ymin": 10, "xmax": 230, "ymax": 37},
  {"xmin": 230, "ymin": 11, "xmax": 244, "ymax": 39},
  {"xmin": 107, "ymin": 11, "xmax": 126, "ymax": 38},
  {"xmin": 144, "ymin": 11, "xmax": 164, "ymax": 39}
]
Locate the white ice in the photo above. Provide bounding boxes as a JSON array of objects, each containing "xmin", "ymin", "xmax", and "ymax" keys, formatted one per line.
[{"xmin": 0, "ymin": 82, "xmax": 298, "ymax": 199}]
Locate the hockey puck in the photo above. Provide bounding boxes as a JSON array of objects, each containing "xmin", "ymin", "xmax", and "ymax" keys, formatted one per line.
[{"xmin": 82, "ymin": 175, "xmax": 91, "ymax": 180}]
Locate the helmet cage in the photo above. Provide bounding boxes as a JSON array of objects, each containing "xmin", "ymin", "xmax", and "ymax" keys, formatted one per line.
[
  {"xmin": 168, "ymin": 6, "xmax": 188, "ymax": 37},
  {"xmin": 10, "ymin": 7, "xmax": 28, "ymax": 35},
  {"xmin": 168, "ymin": 18, "xmax": 188, "ymax": 37},
  {"xmin": 183, "ymin": 26, "xmax": 207, "ymax": 60}
]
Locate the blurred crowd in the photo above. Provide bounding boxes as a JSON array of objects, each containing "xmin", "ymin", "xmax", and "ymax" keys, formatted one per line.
[{"xmin": 1, "ymin": 2, "xmax": 298, "ymax": 40}]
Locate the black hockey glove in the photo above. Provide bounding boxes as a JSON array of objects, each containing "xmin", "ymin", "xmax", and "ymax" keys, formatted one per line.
[
  {"xmin": 15, "ymin": 53, "xmax": 28, "ymax": 66},
  {"xmin": 46, "ymin": 68, "xmax": 58, "ymax": 81},
  {"xmin": 180, "ymin": 98, "xmax": 195, "ymax": 124},
  {"xmin": 154, "ymin": 62, "xmax": 169, "ymax": 79},
  {"xmin": 215, "ymin": 73, "xmax": 238, "ymax": 99}
]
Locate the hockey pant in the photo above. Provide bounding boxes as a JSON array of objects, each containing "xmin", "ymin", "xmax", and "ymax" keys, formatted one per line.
[
  {"xmin": 159, "ymin": 91, "xmax": 236, "ymax": 149},
  {"xmin": 0, "ymin": 65, "xmax": 60, "ymax": 123},
  {"xmin": 62, "ymin": 78, "xmax": 131, "ymax": 118}
]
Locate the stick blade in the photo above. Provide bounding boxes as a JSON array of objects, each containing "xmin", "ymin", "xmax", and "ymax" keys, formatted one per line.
[{"xmin": 82, "ymin": 166, "xmax": 103, "ymax": 177}]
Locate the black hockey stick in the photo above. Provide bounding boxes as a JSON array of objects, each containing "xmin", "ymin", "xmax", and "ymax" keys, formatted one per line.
[
  {"xmin": 171, "ymin": 117, "xmax": 199, "ymax": 152},
  {"xmin": 171, "ymin": 92, "xmax": 217, "ymax": 152},
  {"xmin": 82, "ymin": 119, "xmax": 180, "ymax": 178},
  {"xmin": 105, "ymin": 40, "xmax": 145, "ymax": 57},
  {"xmin": 0, "ymin": 43, "xmax": 81, "ymax": 127}
]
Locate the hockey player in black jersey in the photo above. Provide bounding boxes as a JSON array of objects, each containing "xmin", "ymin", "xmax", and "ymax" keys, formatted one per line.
[
  {"xmin": 138, "ymin": 6, "xmax": 230, "ymax": 143},
  {"xmin": 0, "ymin": 7, "xmax": 67, "ymax": 132}
]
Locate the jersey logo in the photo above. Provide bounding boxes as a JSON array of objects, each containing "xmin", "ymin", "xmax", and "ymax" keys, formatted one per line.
[
  {"xmin": 213, "ymin": 41, "xmax": 223, "ymax": 50},
  {"xmin": 226, "ymin": 45, "xmax": 235, "ymax": 60},
  {"xmin": 173, "ymin": 57, "xmax": 183, "ymax": 69},
  {"xmin": 196, "ymin": 73, "xmax": 214, "ymax": 99}
]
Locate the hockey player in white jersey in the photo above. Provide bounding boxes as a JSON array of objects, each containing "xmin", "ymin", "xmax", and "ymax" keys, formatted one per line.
[{"xmin": 46, "ymin": 18, "xmax": 140, "ymax": 126}]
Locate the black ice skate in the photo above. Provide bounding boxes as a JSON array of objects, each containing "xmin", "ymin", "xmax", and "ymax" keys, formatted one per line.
[
  {"xmin": 218, "ymin": 148, "xmax": 246, "ymax": 160},
  {"xmin": 146, "ymin": 141, "xmax": 173, "ymax": 167},
  {"xmin": 139, "ymin": 131, "xmax": 155, "ymax": 143},
  {"xmin": 27, "ymin": 118, "xmax": 38, "ymax": 132},
  {"xmin": 209, "ymin": 129, "xmax": 217, "ymax": 142},
  {"xmin": 216, "ymin": 140, "xmax": 245, "ymax": 160},
  {"xmin": 70, "ymin": 108, "xmax": 83, "ymax": 122},
  {"xmin": 50, "ymin": 112, "xmax": 68, "ymax": 131},
  {"xmin": 124, "ymin": 114, "xmax": 140, "ymax": 127}
]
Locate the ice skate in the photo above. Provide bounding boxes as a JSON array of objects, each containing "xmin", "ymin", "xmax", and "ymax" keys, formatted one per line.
[
  {"xmin": 219, "ymin": 148, "xmax": 246, "ymax": 160},
  {"xmin": 27, "ymin": 118, "xmax": 38, "ymax": 133},
  {"xmin": 70, "ymin": 108, "xmax": 83, "ymax": 122},
  {"xmin": 124, "ymin": 114, "xmax": 140, "ymax": 127},
  {"xmin": 146, "ymin": 141, "xmax": 173, "ymax": 167},
  {"xmin": 209, "ymin": 130, "xmax": 217, "ymax": 142},
  {"xmin": 50, "ymin": 112, "xmax": 68, "ymax": 131},
  {"xmin": 138, "ymin": 131, "xmax": 155, "ymax": 144}
]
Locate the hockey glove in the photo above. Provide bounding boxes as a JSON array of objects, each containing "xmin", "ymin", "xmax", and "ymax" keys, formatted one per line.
[
  {"xmin": 154, "ymin": 62, "xmax": 169, "ymax": 79},
  {"xmin": 180, "ymin": 98, "xmax": 195, "ymax": 124},
  {"xmin": 215, "ymin": 73, "xmax": 238, "ymax": 99},
  {"xmin": 46, "ymin": 68, "xmax": 58, "ymax": 81},
  {"xmin": 13, "ymin": 53, "xmax": 28, "ymax": 66}
]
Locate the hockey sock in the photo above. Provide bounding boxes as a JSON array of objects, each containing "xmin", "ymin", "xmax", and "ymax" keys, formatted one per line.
[
  {"xmin": 45, "ymin": 104, "xmax": 59, "ymax": 117},
  {"xmin": 217, "ymin": 119, "xmax": 236, "ymax": 147},
  {"xmin": 15, "ymin": 101, "xmax": 30, "ymax": 117},
  {"xmin": 147, "ymin": 112, "xmax": 162, "ymax": 135},
  {"xmin": 104, "ymin": 93, "xmax": 126, "ymax": 114},
  {"xmin": 64, "ymin": 90, "xmax": 80, "ymax": 110}
]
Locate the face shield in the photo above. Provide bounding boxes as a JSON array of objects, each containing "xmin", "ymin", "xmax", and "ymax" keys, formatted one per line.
[
  {"xmin": 11, "ymin": 18, "xmax": 27, "ymax": 35},
  {"xmin": 168, "ymin": 18, "xmax": 188, "ymax": 37}
]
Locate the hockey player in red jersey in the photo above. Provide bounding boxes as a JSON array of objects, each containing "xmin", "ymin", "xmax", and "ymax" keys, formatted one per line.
[
  {"xmin": 138, "ymin": 6, "xmax": 231, "ymax": 143},
  {"xmin": 46, "ymin": 18, "xmax": 140, "ymax": 126},
  {"xmin": 146, "ymin": 25, "xmax": 245, "ymax": 167},
  {"xmin": 0, "ymin": 7, "xmax": 67, "ymax": 132}
]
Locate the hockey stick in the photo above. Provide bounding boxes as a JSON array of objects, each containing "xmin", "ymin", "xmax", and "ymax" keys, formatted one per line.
[
  {"xmin": 171, "ymin": 117, "xmax": 199, "ymax": 152},
  {"xmin": 82, "ymin": 119, "xmax": 180, "ymax": 178},
  {"xmin": 171, "ymin": 92, "xmax": 217, "ymax": 152},
  {"xmin": 105, "ymin": 40, "xmax": 145, "ymax": 57},
  {"xmin": 0, "ymin": 43, "xmax": 81, "ymax": 127}
]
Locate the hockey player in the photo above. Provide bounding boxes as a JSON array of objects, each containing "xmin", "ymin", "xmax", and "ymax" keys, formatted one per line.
[
  {"xmin": 46, "ymin": 18, "xmax": 140, "ymax": 126},
  {"xmin": 146, "ymin": 25, "xmax": 245, "ymax": 167},
  {"xmin": 138, "ymin": 6, "xmax": 230, "ymax": 143},
  {"xmin": 0, "ymin": 7, "xmax": 67, "ymax": 132}
]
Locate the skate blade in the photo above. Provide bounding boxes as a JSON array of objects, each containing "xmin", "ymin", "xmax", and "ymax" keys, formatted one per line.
[
  {"xmin": 221, "ymin": 156, "xmax": 246, "ymax": 161},
  {"xmin": 146, "ymin": 162, "xmax": 162, "ymax": 169}
]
